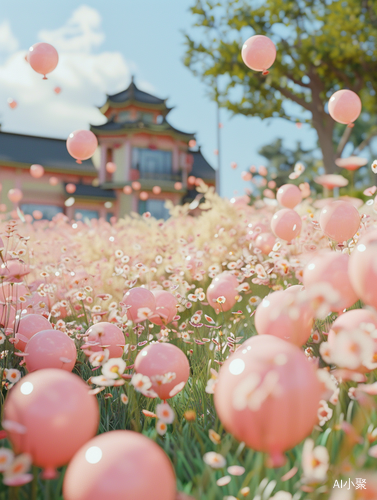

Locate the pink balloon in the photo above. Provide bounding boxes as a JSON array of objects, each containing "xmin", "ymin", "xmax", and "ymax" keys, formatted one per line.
[
  {"xmin": 123, "ymin": 287, "xmax": 156, "ymax": 323},
  {"xmin": 319, "ymin": 200, "xmax": 360, "ymax": 243},
  {"xmin": 106, "ymin": 162, "xmax": 117, "ymax": 174},
  {"xmin": 139, "ymin": 191, "xmax": 148, "ymax": 201},
  {"xmin": 84, "ymin": 322, "xmax": 125, "ymax": 358},
  {"xmin": 0, "ymin": 304, "xmax": 16, "ymax": 328},
  {"xmin": 8, "ymin": 188, "xmax": 23, "ymax": 204},
  {"xmin": 285, "ymin": 285, "xmax": 304, "ymax": 294},
  {"xmin": 254, "ymin": 232, "xmax": 276, "ymax": 255},
  {"xmin": 7, "ymin": 98, "xmax": 17, "ymax": 109},
  {"xmin": 54, "ymin": 86, "xmax": 61, "ymax": 94},
  {"xmin": 303, "ymin": 252, "xmax": 357, "ymax": 312},
  {"xmin": 349, "ymin": 230, "xmax": 377, "ymax": 309},
  {"xmin": 332, "ymin": 309, "xmax": 377, "ymax": 334},
  {"xmin": 15, "ymin": 314, "xmax": 52, "ymax": 352},
  {"xmin": 49, "ymin": 176, "xmax": 59, "ymax": 186},
  {"xmin": 214, "ymin": 335, "xmax": 322, "ymax": 467},
  {"xmin": 255, "ymin": 289, "xmax": 313, "ymax": 346},
  {"xmin": 241, "ymin": 35, "xmax": 276, "ymax": 74},
  {"xmin": 271, "ymin": 208, "xmax": 302, "ymax": 241},
  {"xmin": 206, "ymin": 272, "xmax": 239, "ymax": 314},
  {"xmin": 66, "ymin": 183, "xmax": 76, "ymax": 194},
  {"xmin": 4, "ymin": 369, "xmax": 99, "ymax": 478},
  {"xmin": 123, "ymin": 186, "xmax": 132, "ymax": 194},
  {"xmin": 247, "ymin": 221, "xmax": 268, "ymax": 240},
  {"xmin": 67, "ymin": 130, "xmax": 98, "ymax": 164},
  {"xmin": 276, "ymin": 184, "xmax": 302, "ymax": 208},
  {"xmin": 25, "ymin": 329, "xmax": 77, "ymax": 372},
  {"xmin": 63, "ymin": 431, "xmax": 176, "ymax": 500},
  {"xmin": 150, "ymin": 290, "xmax": 178, "ymax": 326},
  {"xmin": 152, "ymin": 186, "xmax": 161, "ymax": 195},
  {"xmin": 328, "ymin": 89, "xmax": 362, "ymax": 126},
  {"xmin": 28, "ymin": 43, "xmax": 59, "ymax": 79},
  {"xmin": 134, "ymin": 343, "xmax": 189, "ymax": 400},
  {"xmin": 30, "ymin": 164, "xmax": 44, "ymax": 178}
]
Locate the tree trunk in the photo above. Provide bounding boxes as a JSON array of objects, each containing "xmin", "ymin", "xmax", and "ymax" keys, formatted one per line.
[{"xmin": 315, "ymin": 120, "xmax": 336, "ymax": 174}]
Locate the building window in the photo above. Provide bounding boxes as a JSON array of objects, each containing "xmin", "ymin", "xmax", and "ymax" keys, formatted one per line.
[
  {"xmin": 21, "ymin": 204, "xmax": 63, "ymax": 221},
  {"xmin": 139, "ymin": 199, "xmax": 170, "ymax": 220},
  {"xmin": 106, "ymin": 213, "xmax": 114, "ymax": 222},
  {"xmin": 140, "ymin": 112, "xmax": 153, "ymax": 123},
  {"xmin": 132, "ymin": 148, "xmax": 172, "ymax": 178},
  {"xmin": 116, "ymin": 111, "xmax": 131, "ymax": 122},
  {"xmin": 75, "ymin": 209, "xmax": 99, "ymax": 220}
]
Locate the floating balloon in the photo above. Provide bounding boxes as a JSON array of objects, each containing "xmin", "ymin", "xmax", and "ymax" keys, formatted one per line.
[
  {"xmin": 254, "ymin": 232, "xmax": 276, "ymax": 255},
  {"xmin": 4, "ymin": 369, "xmax": 99, "ymax": 478},
  {"xmin": 188, "ymin": 176, "xmax": 196, "ymax": 185},
  {"xmin": 123, "ymin": 287, "xmax": 156, "ymax": 323},
  {"xmin": 241, "ymin": 35, "xmax": 276, "ymax": 75},
  {"xmin": 15, "ymin": 314, "xmax": 52, "ymax": 352},
  {"xmin": 152, "ymin": 186, "xmax": 161, "ymax": 195},
  {"xmin": 66, "ymin": 130, "xmax": 98, "ymax": 164},
  {"xmin": 328, "ymin": 90, "xmax": 361, "ymax": 127},
  {"xmin": 174, "ymin": 182, "xmax": 182, "ymax": 190},
  {"xmin": 63, "ymin": 431, "xmax": 176, "ymax": 500},
  {"xmin": 106, "ymin": 162, "xmax": 117, "ymax": 174},
  {"xmin": 303, "ymin": 252, "xmax": 357, "ymax": 312},
  {"xmin": 134, "ymin": 342, "xmax": 189, "ymax": 400},
  {"xmin": 25, "ymin": 329, "xmax": 77, "ymax": 372},
  {"xmin": 319, "ymin": 200, "xmax": 360, "ymax": 243},
  {"xmin": 332, "ymin": 309, "xmax": 377, "ymax": 335},
  {"xmin": 8, "ymin": 188, "xmax": 23, "ymax": 204},
  {"xmin": 214, "ymin": 335, "xmax": 322, "ymax": 467},
  {"xmin": 139, "ymin": 191, "xmax": 148, "ymax": 201},
  {"xmin": 7, "ymin": 98, "xmax": 17, "ymax": 109},
  {"xmin": 271, "ymin": 209, "xmax": 302, "ymax": 241},
  {"xmin": 30, "ymin": 164, "xmax": 44, "ymax": 179},
  {"xmin": 150, "ymin": 290, "xmax": 178, "ymax": 326},
  {"xmin": 28, "ymin": 43, "xmax": 59, "ymax": 79},
  {"xmin": 49, "ymin": 177, "xmax": 59, "ymax": 186},
  {"xmin": 207, "ymin": 272, "xmax": 239, "ymax": 314},
  {"xmin": 349, "ymin": 230, "xmax": 377, "ymax": 310},
  {"xmin": 255, "ymin": 289, "xmax": 313, "ymax": 346},
  {"xmin": 132, "ymin": 181, "xmax": 141, "ymax": 191},
  {"xmin": 54, "ymin": 86, "xmax": 61, "ymax": 94},
  {"xmin": 123, "ymin": 185, "xmax": 132, "ymax": 194},
  {"xmin": 66, "ymin": 183, "xmax": 76, "ymax": 194},
  {"xmin": 84, "ymin": 322, "xmax": 125, "ymax": 358},
  {"xmin": 188, "ymin": 139, "xmax": 196, "ymax": 148},
  {"xmin": 276, "ymin": 184, "xmax": 302, "ymax": 209}
]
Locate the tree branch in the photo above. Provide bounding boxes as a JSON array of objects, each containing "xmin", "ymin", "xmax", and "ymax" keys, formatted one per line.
[
  {"xmin": 275, "ymin": 86, "xmax": 313, "ymax": 112},
  {"xmin": 336, "ymin": 126, "xmax": 353, "ymax": 158}
]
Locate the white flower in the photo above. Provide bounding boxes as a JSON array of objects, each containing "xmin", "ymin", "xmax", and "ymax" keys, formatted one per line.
[
  {"xmin": 137, "ymin": 307, "xmax": 153, "ymax": 320},
  {"xmin": 318, "ymin": 400, "xmax": 333, "ymax": 426},
  {"xmin": 89, "ymin": 349, "xmax": 110, "ymax": 367},
  {"xmin": 300, "ymin": 283, "xmax": 340, "ymax": 319},
  {"xmin": 0, "ymin": 332, "xmax": 5, "ymax": 345},
  {"xmin": 203, "ymin": 452, "xmax": 226, "ymax": 469},
  {"xmin": 233, "ymin": 370, "xmax": 281, "ymax": 411},
  {"xmin": 156, "ymin": 403, "xmax": 175, "ymax": 424},
  {"xmin": 331, "ymin": 329, "xmax": 374, "ymax": 370},
  {"xmin": 0, "ymin": 448, "xmax": 14, "ymax": 472},
  {"xmin": 120, "ymin": 393, "xmax": 128, "ymax": 405},
  {"xmin": 371, "ymin": 160, "xmax": 377, "ymax": 173},
  {"xmin": 102, "ymin": 358, "xmax": 127, "ymax": 379},
  {"xmin": 90, "ymin": 375, "xmax": 115, "ymax": 387},
  {"xmin": 302, "ymin": 438, "xmax": 329, "ymax": 483},
  {"xmin": 6, "ymin": 369, "xmax": 21, "ymax": 383},
  {"xmin": 131, "ymin": 373, "xmax": 152, "ymax": 392},
  {"xmin": 3, "ymin": 452, "xmax": 32, "ymax": 479},
  {"xmin": 271, "ymin": 493, "xmax": 293, "ymax": 500},
  {"xmin": 156, "ymin": 420, "xmax": 168, "ymax": 436}
]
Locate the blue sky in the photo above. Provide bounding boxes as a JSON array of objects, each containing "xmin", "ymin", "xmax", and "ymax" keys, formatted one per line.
[{"xmin": 0, "ymin": 0, "xmax": 317, "ymax": 197}]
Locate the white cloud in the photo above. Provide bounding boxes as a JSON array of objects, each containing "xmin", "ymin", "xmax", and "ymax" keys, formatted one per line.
[
  {"xmin": 0, "ymin": 5, "xmax": 154, "ymax": 139},
  {"xmin": 0, "ymin": 21, "xmax": 19, "ymax": 54}
]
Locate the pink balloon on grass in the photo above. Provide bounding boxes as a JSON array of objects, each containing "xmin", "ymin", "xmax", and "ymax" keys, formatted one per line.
[
  {"xmin": 331, "ymin": 309, "xmax": 377, "ymax": 334},
  {"xmin": 134, "ymin": 342, "xmax": 189, "ymax": 400},
  {"xmin": 8, "ymin": 189, "xmax": 23, "ymax": 204},
  {"xmin": 254, "ymin": 232, "xmax": 276, "ymax": 255},
  {"xmin": 255, "ymin": 289, "xmax": 313, "ymax": 346},
  {"xmin": 63, "ymin": 431, "xmax": 176, "ymax": 500},
  {"xmin": 303, "ymin": 252, "xmax": 357, "ymax": 312},
  {"xmin": 4, "ymin": 369, "xmax": 99, "ymax": 478},
  {"xmin": 15, "ymin": 314, "xmax": 52, "ymax": 352},
  {"xmin": 207, "ymin": 272, "xmax": 239, "ymax": 314},
  {"xmin": 67, "ymin": 130, "xmax": 98, "ymax": 164},
  {"xmin": 241, "ymin": 35, "xmax": 276, "ymax": 75},
  {"xmin": 349, "ymin": 230, "xmax": 377, "ymax": 310},
  {"xmin": 150, "ymin": 290, "xmax": 178, "ymax": 326},
  {"xmin": 271, "ymin": 208, "xmax": 302, "ymax": 241},
  {"xmin": 25, "ymin": 329, "xmax": 77, "ymax": 372},
  {"xmin": 328, "ymin": 89, "xmax": 362, "ymax": 127},
  {"xmin": 276, "ymin": 184, "xmax": 302, "ymax": 208},
  {"xmin": 30, "ymin": 164, "xmax": 44, "ymax": 178},
  {"xmin": 84, "ymin": 322, "xmax": 125, "ymax": 358},
  {"xmin": 319, "ymin": 200, "xmax": 360, "ymax": 243},
  {"xmin": 214, "ymin": 335, "xmax": 322, "ymax": 467},
  {"xmin": 28, "ymin": 43, "xmax": 58, "ymax": 79},
  {"xmin": 123, "ymin": 287, "xmax": 156, "ymax": 323}
]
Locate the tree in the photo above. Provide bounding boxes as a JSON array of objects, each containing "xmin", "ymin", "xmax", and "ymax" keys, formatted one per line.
[{"xmin": 184, "ymin": 0, "xmax": 377, "ymax": 173}]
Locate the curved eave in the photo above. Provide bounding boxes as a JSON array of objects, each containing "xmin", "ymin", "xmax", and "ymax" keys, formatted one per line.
[
  {"xmin": 102, "ymin": 180, "xmax": 186, "ymax": 194},
  {"xmin": 99, "ymin": 99, "xmax": 170, "ymax": 114},
  {"xmin": 90, "ymin": 124, "xmax": 195, "ymax": 142},
  {"xmin": 0, "ymin": 160, "xmax": 97, "ymax": 177}
]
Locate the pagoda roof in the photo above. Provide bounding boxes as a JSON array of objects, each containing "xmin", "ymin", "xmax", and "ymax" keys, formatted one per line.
[
  {"xmin": 90, "ymin": 117, "xmax": 195, "ymax": 141},
  {"xmin": 100, "ymin": 77, "xmax": 170, "ymax": 113},
  {"xmin": 66, "ymin": 183, "xmax": 116, "ymax": 199},
  {"xmin": 190, "ymin": 148, "xmax": 215, "ymax": 181},
  {"xmin": 0, "ymin": 130, "xmax": 96, "ymax": 176}
]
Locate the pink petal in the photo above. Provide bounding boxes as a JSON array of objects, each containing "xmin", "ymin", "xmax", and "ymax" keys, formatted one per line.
[
  {"xmin": 3, "ymin": 474, "xmax": 33, "ymax": 486},
  {"xmin": 363, "ymin": 186, "xmax": 377, "ymax": 196},
  {"xmin": 227, "ymin": 465, "xmax": 245, "ymax": 476},
  {"xmin": 169, "ymin": 381, "xmax": 185, "ymax": 397},
  {"xmin": 216, "ymin": 475, "xmax": 231, "ymax": 486}
]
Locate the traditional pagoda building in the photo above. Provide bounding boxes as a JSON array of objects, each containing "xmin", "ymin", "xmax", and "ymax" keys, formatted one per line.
[{"xmin": 0, "ymin": 78, "xmax": 215, "ymax": 220}]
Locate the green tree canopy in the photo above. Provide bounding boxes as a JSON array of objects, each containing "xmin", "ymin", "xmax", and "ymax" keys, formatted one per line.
[{"xmin": 184, "ymin": 0, "xmax": 377, "ymax": 173}]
